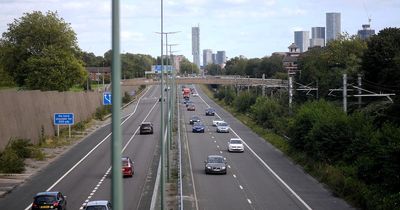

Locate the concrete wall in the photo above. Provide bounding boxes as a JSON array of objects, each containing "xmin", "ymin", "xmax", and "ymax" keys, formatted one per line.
[{"xmin": 0, "ymin": 90, "xmax": 103, "ymax": 150}]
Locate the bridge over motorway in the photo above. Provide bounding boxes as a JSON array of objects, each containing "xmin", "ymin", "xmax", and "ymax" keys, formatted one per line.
[{"xmin": 121, "ymin": 76, "xmax": 288, "ymax": 88}]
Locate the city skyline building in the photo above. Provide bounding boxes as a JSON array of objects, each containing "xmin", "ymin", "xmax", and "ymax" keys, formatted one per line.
[
  {"xmin": 358, "ymin": 23, "xmax": 375, "ymax": 40},
  {"xmin": 326, "ymin": 12, "xmax": 341, "ymax": 42},
  {"xmin": 203, "ymin": 49, "xmax": 213, "ymax": 66},
  {"xmin": 294, "ymin": 31, "xmax": 310, "ymax": 53},
  {"xmin": 216, "ymin": 51, "xmax": 227, "ymax": 65},
  {"xmin": 310, "ymin": 27, "xmax": 325, "ymax": 47},
  {"xmin": 192, "ymin": 26, "xmax": 200, "ymax": 68}
]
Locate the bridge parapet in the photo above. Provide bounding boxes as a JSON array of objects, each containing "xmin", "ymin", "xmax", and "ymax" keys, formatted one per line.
[{"xmin": 121, "ymin": 77, "xmax": 288, "ymax": 87}]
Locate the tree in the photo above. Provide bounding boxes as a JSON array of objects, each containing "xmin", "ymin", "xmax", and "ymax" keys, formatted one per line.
[
  {"xmin": 257, "ymin": 54, "xmax": 284, "ymax": 78},
  {"xmin": 361, "ymin": 28, "xmax": 400, "ymax": 90},
  {"xmin": 204, "ymin": 64, "xmax": 222, "ymax": 75},
  {"xmin": 0, "ymin": 11, "xmax": 86, "ymax": 90},
  {"xmin": 179, "ymin": 57, "xmax": 199, "ymax": 75},
  {"xmin": 225, "ymin": 57, "xmax": 247, "ymax": 75}
]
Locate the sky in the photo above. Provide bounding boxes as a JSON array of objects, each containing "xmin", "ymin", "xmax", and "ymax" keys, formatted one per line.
[{"xmin": 0, "ymin": 0, "xmax": 399, "ymax": 64}]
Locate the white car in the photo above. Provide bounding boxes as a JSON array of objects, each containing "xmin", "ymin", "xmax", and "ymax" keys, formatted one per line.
[
  {"xmin": 84, "ymin": 200, "xmax": 112, "ymax": 210},
  {"xmin": 212, "ymin": 119, "xmax": 225, "ymax": 127},
  {"xmin": 228, "ymin": 138, "xmax": 244, "ymax": 152},
  {"xmin": 216, "ymin": 122, "xmax": 230, "ymax": 133},
  {"xmin": 192, "ymin": 93, "xmax": 199, "ymax": 97}
]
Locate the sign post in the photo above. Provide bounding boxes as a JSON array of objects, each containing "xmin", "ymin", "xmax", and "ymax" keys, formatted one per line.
[{"xmin": 54, "ymin": 113, "xmax": 74, "ymax": 138}]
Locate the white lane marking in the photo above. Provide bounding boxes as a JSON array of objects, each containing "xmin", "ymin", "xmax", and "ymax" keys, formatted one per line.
[
  {"xmin": 247, "ymin": 199, "xmax": 252, "ymax": 204},
  {"xmin": 219, "ymin": 151, "xmax": 223, "ymax": 154},
  {"xmin": 24, "ymin": 87, "xmax": 153, "ymax": 210},
  {"xmin": 195, "ymin": 86, "xmax": 313, "ymax": 210},
  {"xmin": 228, "ymin": 165, "xmax": 231, "ymax": 169},
  {"xmin": 80, "ymin": 99, "xmax": 159, "ymax": 209},
  {"xmin": 216, "ymin": 145, "xmax": 220, "ymax": 148},
  {"xmin": 214, "ymin": 140, "xmax": 217, "ymax": 143},
  {"xmin": 211, "ymin": 136, "xmax": 215, "ymax": 139},
  {"xmin": 233, "ymin": 174, "xmax": 236, "ymax": 178},
  {"xmin": 239, "ymin": 185, "xmax": 243, "ymax": 190}
]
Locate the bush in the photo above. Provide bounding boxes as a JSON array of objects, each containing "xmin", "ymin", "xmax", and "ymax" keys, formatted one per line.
[
  {"xmin": 7, "ymin": 138, "xmax": 32, "ymax": 159},
  {"xmin": 233, "ymin": 91, "xmax": 257, "ymax": 113},
  {"xmin": 94, "ymin": 105, "xmax": 111, "ymax": 120},
  {"xmin": 250, "ymin": 96, "xmax": 285, "ymax": 129},
  {"xmin": 122, "ymin": 91, "xmax": 132, "ymax": 104},
  {"xmin": 0, "ymin": 149, "xmax": 25, "ymax": 173}
]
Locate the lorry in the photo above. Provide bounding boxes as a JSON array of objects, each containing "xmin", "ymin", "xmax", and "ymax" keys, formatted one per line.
[{"xmin": 183, "ymin": 88, "xmax": 191, "ymax": 99}]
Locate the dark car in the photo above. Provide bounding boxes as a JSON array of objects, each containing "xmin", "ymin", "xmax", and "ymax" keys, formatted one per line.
[
  {"xmin": 187, "ymin": 104, "xmax": 196, "ymax": 111},
  {"xmin": 122, "ymin": 157, "xmax": 134, "ymax": 177},
  {"xmin": 189, "ymin": 116, "xmax": 201, "ymax": 124},
  {"xmin": 192, "ymin": 122, "xmax": 205, "ymax": 133},
  {"xmin": 140, "ymin": 122, "xmax": 153, "ymax": 134},
  {"xmin": 205, "ymin": 108, "xmax": 215, "ymax": 116},
  {"xmin": 185, "ymin": 100, "xmax": 193, "ymax": 107},
  {"xmin": 31, "ymin": 191, "xmax": 67, "ymax": 210},
  {"xmin": 204, "ymin": 155, "xmax": 227, "ymax": 174}
]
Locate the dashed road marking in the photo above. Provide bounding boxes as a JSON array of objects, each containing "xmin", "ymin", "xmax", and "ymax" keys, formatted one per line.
[
  {"xmin": 233, "ymin": 174, "xmax": 236, "ymax": 178},
  {"xmin": 239, "ymin": 185, "xmax": 243, "ymax": 190},
  {"xmin": 247, "ymin": 199, "xmax": 252, "ymax": 204}
]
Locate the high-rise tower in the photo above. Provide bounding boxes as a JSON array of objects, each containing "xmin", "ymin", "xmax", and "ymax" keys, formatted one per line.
[
  {"xmin": 310, "ymin": 27, "xmax": 325, "ymax": 47},
  {"xmin": 192, "ymin": 26, "xmax": 200, "ymax": 68},
  {"xmin": 326, "ymin": 12, "xmax": 341, "ymax": 42},
  {"xmin": 294, "ymin": 31, "xmax": 310, "ymax": 53}
]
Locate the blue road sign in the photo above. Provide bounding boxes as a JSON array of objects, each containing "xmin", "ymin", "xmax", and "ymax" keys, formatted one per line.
[
  {"xmin": 54, "ymin": 113, "xmax": 74, "ymax": 125},
  {"xmin": 103, "ymin": 92, "xmax": 112, "ymax": 105}
]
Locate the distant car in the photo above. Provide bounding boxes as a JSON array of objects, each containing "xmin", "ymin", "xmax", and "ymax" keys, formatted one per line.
[
  {"xmin": 84, "ymin": 200, "xmax": 112, "ymax": 210},
  {"xmin": 122, "ymin": 157, "xmax": 134, "ymax": 177},
  {"xmin": 192, "ymin": 93, "xmax": 199, "ymax": 97},
  {"xmin": 205, "ymin": 108, "xmax": 215, "ymax": 116},
  {"xmin": 192, "ymin": 122, "xmax": 205, "ymax": 133},
  {"xmin": 189, "ymin": 116, "xmax": 201, "ymax": 124},
  {"xmin": 204, "ymin": 155, "xmax": 227, "ymax": 174},
  {"xmin": 185, "ymin": 101, "xmax": 193, "ymax": 107},
  {"xmin": 31, "ymin": 191, "xmax": 67, "ymax": 210},
  {"xmin": 212, "ymin": 119, "xmax": 225, "ymax": 126},
  {"xmin": 187, "ymin": 104, "xmax": 196, "ymax": 111},
  {"xmin": 228, "ymin": 138, "xmax": 244, "ymax": 152},
  {"xmin": 183, "ymin": 99, "xmax": 190, "ymax": 104},
  {"xmin": 216, "ymin": 122, "xmax": 230, "ymax": 133},
  {"xmin": 140, "ymin": 122, "xmax": 153, "ymax": 134}
]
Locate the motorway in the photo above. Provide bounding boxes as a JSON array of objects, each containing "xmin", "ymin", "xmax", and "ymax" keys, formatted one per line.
[
  {"xmin": 0, "ymin": 83, "xmax": 354, "ymax": 210},
  {"xmin": 180, "ymin": 85, "xmax": 353, "ymax": 210},
  {"xmin": 0, "ymin": 86, "xmax": 163, "ymax": 210}
]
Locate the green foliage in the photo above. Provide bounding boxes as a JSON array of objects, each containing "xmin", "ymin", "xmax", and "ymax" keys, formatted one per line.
[
  {"xmin": 179, "ymin": 57, "xmax": 199, "ymax": 75},
  {"xmin": 250, "ymin": 96, "xmax": 285, "ymax": 129},
  {"xmin": 223, "ymin": 86, "xmax": 235, "ymax": 105},
  {"xmin": 0, "ymin": 149, "xmax": 25, "ymax": 173},
  {"xmin": 204, "ymin": 64, "xmax": 222, "ymax": 75},
  {"xmin": 94, "ymin": 105, "xmax": 112, "ymax": 121},
  {"xmin": 82, "ymin": 51, "xmax": 105, "ymax": 67},
  {"xmin": 233, "ymin": 91, "xmax": 257, "ymax": 113},
  {"xmin": 121, "ymin": 53, "xmax": 155, "ymax": 78},
  {"xmin": 361, "ymin": 28, "xmax": 400, "ymax": 89},
  {"xmin": 122, "ymin": 91, "xmax": 132, "ymax": 104},
  {"xmin": 0, "ymin": 11, "xmax": 86, "ymax": 91},
  {"xmin": 224, "ymin": 55, "xmax": 284, "ymax": 78},
  {"xmin": 7, "ymin": 138, "xmax": 32, "ymax": 159},
  {"xmin": 288, "ymin": 100, "xmax": 351, "ymax": 163},
  {"xmin": 225, "ymin": 57, "xmax": 247, "ymax": 75}
]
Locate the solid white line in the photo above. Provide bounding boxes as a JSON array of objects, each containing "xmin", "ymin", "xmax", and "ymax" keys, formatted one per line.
[
  {"xmin": 195, "ymin": 86, "xmax": 313, "ymax": 210},
  {"xmin": 150, "ymin": 127, "xmax": 168, "ymax": 210},
  {"xmin": 24, "ymin": 87, "xmax": 153, "ymax": 210},
  {"xmin": 180, "ymin": 104, "xmax": 200, "ymax": 210}
]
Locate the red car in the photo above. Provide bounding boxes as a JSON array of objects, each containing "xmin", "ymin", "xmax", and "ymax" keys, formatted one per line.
[{"xmin": 122, "ymin": 157, "xmax": 134, "ymax": 177}]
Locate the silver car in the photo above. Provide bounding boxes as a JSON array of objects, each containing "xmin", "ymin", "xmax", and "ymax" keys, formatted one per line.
[{"xmin": 216, "ymin": 122, "xmax": 230, "ymax": 133}]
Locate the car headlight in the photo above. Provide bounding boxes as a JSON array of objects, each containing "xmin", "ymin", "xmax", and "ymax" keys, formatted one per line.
[
  {"xmin": 207, "ymin": 166, "xmax": 211, "ymax": 169},
  {"xmin": 221, "ymin": 166, "xmax": 226, "ymax": 169}
]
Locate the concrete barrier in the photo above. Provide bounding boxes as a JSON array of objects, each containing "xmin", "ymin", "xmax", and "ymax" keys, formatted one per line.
[{"xmin": 0, "ymin": 90, "xmax": 103, "ymax": 150}]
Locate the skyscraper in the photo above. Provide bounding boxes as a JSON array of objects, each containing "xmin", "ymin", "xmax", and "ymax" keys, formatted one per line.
[
  {"xmin": 358, "ymin": 24, "xmax": 375, "ymax": 40},
  {"xmin": 310, "ymin": 27, "xmax": 325, "ymax": 47},
  {"xmin": 203, "ymin": 49, "xmax": 213, "ymax": 66},
  {"xmin": 326, "ymin": 12, "xmax": 341, "ymax": 42},
  {"xmin": 216, "ymin": 51, "xmax": 226, "ymax": 65},
  {"xmin": 294, "ymin": 31, "xmax": 310, "ymax": 53},
  {"xmin": 192, "ymin": 26, "xmax": 200, "ymax": 68}
]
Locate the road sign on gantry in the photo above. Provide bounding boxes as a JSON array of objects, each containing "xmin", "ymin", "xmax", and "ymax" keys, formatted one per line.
[{"xmin": 103, "ymin": 92, "xmax": 112, "ymax": 105}]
